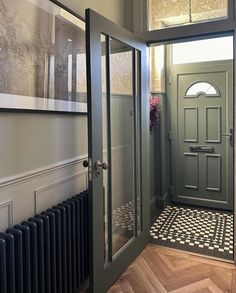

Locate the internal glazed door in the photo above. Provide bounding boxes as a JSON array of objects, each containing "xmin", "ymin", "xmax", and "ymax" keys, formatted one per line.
[
  {"xmin": 171, "ymin": 60, "xmax": 233, "ymax": 210},
  {"xmin": 85, "ymin": 9, "xmax": 149, "ymax": 293}
]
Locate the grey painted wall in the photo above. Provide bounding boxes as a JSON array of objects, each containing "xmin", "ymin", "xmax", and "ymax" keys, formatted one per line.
[
  {"xmin": 150, "ymin": 93, "xmax": 169, "ymax": 220},
  {"xmin": 0, "ymin": 113, "xmax": 88, "ymax": 178},
  {"xmin": 150, "ymin": 129, "xmax": 158, "ymax": 219}
]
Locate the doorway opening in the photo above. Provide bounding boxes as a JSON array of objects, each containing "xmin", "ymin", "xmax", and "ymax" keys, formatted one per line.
[{"xmin": 149, "ymin": 35, "xmax": 234, "ymax": 262}]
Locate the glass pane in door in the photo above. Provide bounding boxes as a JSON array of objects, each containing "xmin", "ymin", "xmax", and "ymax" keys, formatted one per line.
[
  {"xmin": 101, "ymin": 34, "xmax": 110, "ymax": 264},
  {"xmin": 109, "ymin": 38, "xmax": 135, "ymax": 255}
]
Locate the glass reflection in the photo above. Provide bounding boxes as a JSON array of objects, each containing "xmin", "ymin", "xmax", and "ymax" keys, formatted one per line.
[
  {"xmin": 109, "ymin": 38, "xmax": 135, "ymax": 255},
  {"xmin": 101, "ymin": 34, "xmax": 109, "ymax": 264}
]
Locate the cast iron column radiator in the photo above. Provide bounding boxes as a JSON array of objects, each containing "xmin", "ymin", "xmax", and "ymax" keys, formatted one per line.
[{"xmin": 0, "ymin": 191, "xmax": 89, "ymax": 293}]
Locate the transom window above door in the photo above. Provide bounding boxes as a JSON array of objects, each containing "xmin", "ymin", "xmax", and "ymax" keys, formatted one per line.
[
  {"xmin": 172, "ymin": 37, "xmax": 233, "ymax": 64},
  {"xmin": 148, "ymin": 0, "xmax": 228, "ymax": 31}
]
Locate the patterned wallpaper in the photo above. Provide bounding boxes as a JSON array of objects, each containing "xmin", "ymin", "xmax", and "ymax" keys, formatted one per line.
[{"xmin": 149, "ymin": 0, "xmax": 228, "ymax": 29}]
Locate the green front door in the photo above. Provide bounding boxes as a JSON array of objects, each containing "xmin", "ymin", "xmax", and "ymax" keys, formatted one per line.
[
  {"xmin": 86, "ymin": 9, "xmax": 149, "ymax": 293},
  {"xmin": 171, "ymin": 60, "xmax": 233, "ymax": 210}
]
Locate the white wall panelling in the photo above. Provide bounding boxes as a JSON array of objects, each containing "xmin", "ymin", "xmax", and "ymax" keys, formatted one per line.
[
  {"xmin": 34, "ymin": 171, "xmax": 87, "ymax": 215},
  {"xmin": 0, "ymin": 155, "xmax": 88, "ymax": 231},
  {"xmin": 0, "ymin": 199, "xmax": 13, "ymax": 232}
]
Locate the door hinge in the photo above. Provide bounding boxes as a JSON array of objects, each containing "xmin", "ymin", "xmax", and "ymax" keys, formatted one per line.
[
  {"xmin": 168, "ymin": 75, "xmax": 172, "ymax": 85},
  {"xmin": 168, "ymin": 131, "xmax": 172, "ymax": 141}
]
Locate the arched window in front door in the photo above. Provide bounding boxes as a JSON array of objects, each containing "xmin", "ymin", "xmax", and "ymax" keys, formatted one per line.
[{"xmin": 185, "ymin": 82, "xmax": 220, "ymax": 98}]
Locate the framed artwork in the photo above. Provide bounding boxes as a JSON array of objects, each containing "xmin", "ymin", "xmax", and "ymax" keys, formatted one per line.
[{"xmin": 0, "ymin": 0, "xmax": 87, "ymax": 113}]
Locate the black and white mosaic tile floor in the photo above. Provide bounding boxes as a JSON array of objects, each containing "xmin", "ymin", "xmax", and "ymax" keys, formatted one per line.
[{"xmin": 150, "ymin": 205, "xmax": 234, "ymax": 260}]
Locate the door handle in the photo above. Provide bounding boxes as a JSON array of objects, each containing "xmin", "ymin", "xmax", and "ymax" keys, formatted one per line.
[
  {"xmin": 222, "ymin": 127, "xmax": 234, "ymax": 146},
  {"xmin": 94, "ymin": 160, "xmax": 109, "ymax": 171},
  {"xmin": 94, "ymin": 160, "xmax": 109, "ymax": 177},
  {"xmin": 83, "ymin": 160, "xmax": 109, "ymax": 177}
]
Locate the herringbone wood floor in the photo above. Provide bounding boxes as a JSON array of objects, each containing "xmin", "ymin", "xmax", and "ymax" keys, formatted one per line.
[{"xmin": 107, "ymin": 245, "xmax": 236, "ymax": 293}]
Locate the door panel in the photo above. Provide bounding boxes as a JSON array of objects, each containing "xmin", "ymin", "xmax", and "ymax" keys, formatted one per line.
[
  {"xmin": 184, "ymin": 107, "xmax": 199, "ymax": 142},
  {"xmin": 184, "ymin": 153, "xmax": 199, "ymax": 189},
  {"xmin": 171, "ymin": 61, "xmax": 233, "ymax": 210},
  {"xmin": 86, "ymin": 9, "xmax": 149, "ymax": 293},
  {"xmin": 206, "ymin": 154, "xmax": 221, "ymax": 191},
  {"xmin": 206, "ymin": 106, "xmax": 221, "ymax": 143}
]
